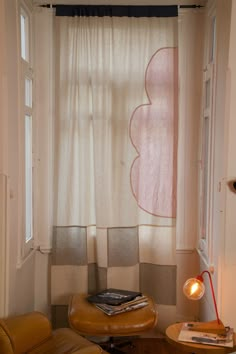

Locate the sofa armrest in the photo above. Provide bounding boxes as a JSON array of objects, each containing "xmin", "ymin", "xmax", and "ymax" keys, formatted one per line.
[
  {"xmin": 0, "ymin": 312, "xmax": 52, "ymax": 354},
  {"xmin": 0, "ymin": 323, "xmax": 13, "ymax": 354}
]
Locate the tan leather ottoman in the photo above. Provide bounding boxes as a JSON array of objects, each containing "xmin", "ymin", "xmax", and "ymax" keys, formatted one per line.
[{"xmin": 68, "ymin": 293, "xmax": 157, "ymax": 337}]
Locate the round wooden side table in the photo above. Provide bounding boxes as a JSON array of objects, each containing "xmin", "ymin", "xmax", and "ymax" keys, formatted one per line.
[{"xmin": 166, "ymin": 323, "xmax": 236, "ymax": 354}]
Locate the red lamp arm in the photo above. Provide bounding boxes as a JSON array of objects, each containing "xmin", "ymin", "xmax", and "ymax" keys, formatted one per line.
[{"xmin": 197, "ymin": 270, "xmax": 220, "ymax": 324}]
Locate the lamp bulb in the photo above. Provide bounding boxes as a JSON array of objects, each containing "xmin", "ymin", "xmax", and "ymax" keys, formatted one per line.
[{"xmin": 183, "ymin": 278, "xmax": 205, "ymax": 300}]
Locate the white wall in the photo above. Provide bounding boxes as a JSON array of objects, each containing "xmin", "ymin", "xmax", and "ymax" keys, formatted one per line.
[
  {"xmin": 1, "ymin": 0, "xmax": 236, "ymax": 328},
  {"xmin": 200, "ymin": 0, "xmax": 232, "ymax": 323},
  {"xmin": 0, "ymin": 0, "xmax": 35, "ymax": 315},
  {"xmin": 0, "ymin": 0, "xmax": 9, "ymax": 317},
  {"xmin": 199, "ymin": 0, "xmax": 236, "ymax": 334},
  {"xmin": 0, "ymin": 0, "xmax": 50, "ymax": 317},
  {"xmin": 220, "ymin": 0, "xmax": 236, "ymax": 330}
]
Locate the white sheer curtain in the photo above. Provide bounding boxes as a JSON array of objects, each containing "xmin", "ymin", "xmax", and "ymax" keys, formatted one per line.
[
  {"xmin": 54, "ymin": 15, "xmax": 178, "ymax": 227},
  {"xmin": 33, "ymin": 5, "xmax": 204, "ymax": 330},
  {"xmin": 52, "ymin": 13, "xmax": 178, "ymax": 330}
]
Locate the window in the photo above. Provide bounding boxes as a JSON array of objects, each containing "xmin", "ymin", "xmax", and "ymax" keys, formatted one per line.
[
  {"xmin": 19, "ymin": 1, "xmax": 34, "ymax": 260},
  {"xmin": 209, "ymin": 16, "xmax": 216, "ymax": 64},
  {"xmin": 20, "ymin": 8, "xmax": 29, "ymax": 61},
  {"xmin": 199, "ymin": 10, "xmax": 216, "ymax": 262},
  {"xmin": 25, "ymin": 114, "xmax": 32, "ymax": 243},
  {"xmin": 25, "ymin": 77, "xmax": 32, "ymax": 107}
]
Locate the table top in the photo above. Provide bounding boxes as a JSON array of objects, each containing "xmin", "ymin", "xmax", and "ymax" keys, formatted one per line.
[{"xmin": 165, "ymin": 323, "xmax": 236, "ymax": 354}]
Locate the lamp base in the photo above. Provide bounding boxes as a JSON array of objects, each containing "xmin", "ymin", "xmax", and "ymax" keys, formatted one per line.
[{"xmin": 188, "ymin": 320, "xmax": 227, "ymax": 335}]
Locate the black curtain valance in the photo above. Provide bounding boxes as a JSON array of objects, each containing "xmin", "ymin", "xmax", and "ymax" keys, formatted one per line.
[{"xmin": 54, "ymin": 5, "xmax": 178, "ymax": 17}]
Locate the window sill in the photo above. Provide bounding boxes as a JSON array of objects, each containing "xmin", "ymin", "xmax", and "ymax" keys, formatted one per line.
[{"xmin": 16, "ymin": 247, "xmax": 36, "ymax": 269}]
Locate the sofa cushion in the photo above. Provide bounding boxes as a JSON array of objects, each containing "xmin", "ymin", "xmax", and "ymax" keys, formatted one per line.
[
  {"xmin": 27, "ymin": 328, "xmax": 105, "ymax": 354},
  {"xmin": 0, "ymin": 323, "xmax": 13, "ymax": 354},
  {"xmin": 0, "ymin": 312, "xmax": 52, "ymax": 354}
]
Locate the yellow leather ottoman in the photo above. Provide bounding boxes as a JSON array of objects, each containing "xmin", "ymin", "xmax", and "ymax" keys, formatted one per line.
[
  {"xmin": 0, "ymin": 311, "xmax": 108, "ymax": 354},
  {"xmin": 69, "ymin": 293, "xmax": 157, "ymax": 337}
]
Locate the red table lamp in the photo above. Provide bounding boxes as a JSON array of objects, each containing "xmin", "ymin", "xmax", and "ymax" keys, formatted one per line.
[{"xmin": 183, "ymin": 270, "xmax": 226, "ymax": 335}]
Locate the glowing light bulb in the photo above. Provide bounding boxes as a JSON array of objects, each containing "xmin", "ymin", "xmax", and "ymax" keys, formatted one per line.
[
  {"xmin": 183, "ymin": 278, "xmax": 205, "ymax": 300},
  {"xmin": 190, "ymin": 282, "xmax": 199, "ymax": 296}
]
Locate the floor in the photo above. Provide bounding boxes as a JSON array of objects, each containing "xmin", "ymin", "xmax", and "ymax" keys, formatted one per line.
[
  {"xmin": 97, "ymin": 328, "xmax": 185, "ymax": 354},
  {"xmin": 102, "ymin": 337, "xmax": 184, "ymax": 354}
]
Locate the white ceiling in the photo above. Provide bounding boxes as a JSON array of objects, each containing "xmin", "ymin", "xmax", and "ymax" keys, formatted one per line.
[{"xmin": 33, "ymin": 0, "xmax": 206, "ymax": 6}]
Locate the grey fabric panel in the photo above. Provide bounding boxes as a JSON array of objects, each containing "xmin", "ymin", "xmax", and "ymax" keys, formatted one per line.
[
  {"xmin": 108, "ymin": 227, "xmax": 139, "ymax": 267},
  {"xmin": 140, "ymin": 263, "xmax": 176, "ymax": 305},
  {"xmin": 52, "ymin": 226, "xmax": 87, "ymax": 265},
  {"xmin": 52, "ymin": 248, "xmax": 86, "ymax": 265},
  {"xmin": 88, "ymin": 264, "xmax": 107, "ymax": 294},
  {"xmin": 97, "ymin": 267, "xmax": 107, "ymax": 291},
  {"xmin": 51, "ymin": 305, "xmax": 69, "ymax": 329},
  {"xmin": 88, "ymin": 263, "xmax": 97, "ymax": 294}
]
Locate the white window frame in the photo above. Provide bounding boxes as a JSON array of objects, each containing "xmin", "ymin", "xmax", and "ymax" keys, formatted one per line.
[
  {"xmin": 18, "ymin": 0, "xmax": 35, "ymax": 263},
  {"xmin": 198, "ymin": 5, "xmax": 216, "ymax": 264}
]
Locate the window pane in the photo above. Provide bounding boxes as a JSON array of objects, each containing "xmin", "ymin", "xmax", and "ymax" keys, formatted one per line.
[
  {"xmin": 205, "ymin": 79, "xmax": 211, "ymax": 109},
  {"xmin": 25, "ymin": 78, "xmax": 32, "ymax": 107},
  {"xmin": 25, "ymin": 115, "xmax": 33, "ymax": 242},
  {"xmin": 201, "ymin": 116, "xmax": 209, "ymax": 239},
  {"xmin": 20, "ymin": 10, "xmax": 29, "ymax": 61},
  {"xmin": 209, "ymin": 16, "xmax": 216, "ymax": 63},
  {"xmin": 20, "ymin": 14, "xmax": 26, "ymax": 60}
]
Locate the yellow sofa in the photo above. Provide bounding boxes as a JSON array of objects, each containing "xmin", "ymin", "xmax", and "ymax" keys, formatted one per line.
[{"xmin": 0, "ymin": 311, "xmax": 108, "ymax": 354}]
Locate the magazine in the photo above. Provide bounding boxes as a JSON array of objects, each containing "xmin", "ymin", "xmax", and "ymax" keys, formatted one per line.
[
  {"xmin": 178, "ymin": 322, "xmax": 234, "ymax": 348},
  {"xmin": 95, "ymin": 298, "xmax": 149, "ymax": 316},
  {"xmin": 87, "ymin": 288, "xmax": 142, "ymax": 306}
]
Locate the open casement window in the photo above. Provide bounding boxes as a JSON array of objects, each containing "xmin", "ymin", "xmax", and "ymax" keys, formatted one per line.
[
  {"xmin": 199, "ymin": 9, "xmax": 216, "ymax": 263},
  {"xmin": 19, "ymin": 1, "xmax": 34, "ymax": 261}
]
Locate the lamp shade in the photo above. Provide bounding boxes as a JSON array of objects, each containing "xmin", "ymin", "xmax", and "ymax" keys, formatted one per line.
[{"xmin": 183, "ymin": 277, "xmax": 205, "ymax": 300}]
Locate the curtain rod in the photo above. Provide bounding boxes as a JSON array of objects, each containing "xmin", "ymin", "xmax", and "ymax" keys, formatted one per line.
[
  {"xmin": 39, "ymin": 4, "xmax": 204, "ymax": 8},
  {"xmin": 40, "ymin": 5, "xmax": 180, "ymax": 17},
  {"xmin": 179, "ymin": 4, "xmax": 204, "ymax": 8},
  {"xmin": 38, "ymin": 4, "xmax": 204, "ymax": 17}
]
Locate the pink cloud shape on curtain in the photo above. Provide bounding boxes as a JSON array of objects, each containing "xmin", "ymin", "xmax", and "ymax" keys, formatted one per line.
[{"xmin": 129, "ymin": 47, "xmax": 178, "ymax": 218}]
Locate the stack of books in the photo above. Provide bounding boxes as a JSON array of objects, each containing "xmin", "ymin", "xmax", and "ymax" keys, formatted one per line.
[
  {"xmin": 178, "ymin": 322, "xmax": 234, "ymax": 348},
  {"xmin": 87, "ymin": 288, "xmax": 149, "ymax": 316}
]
